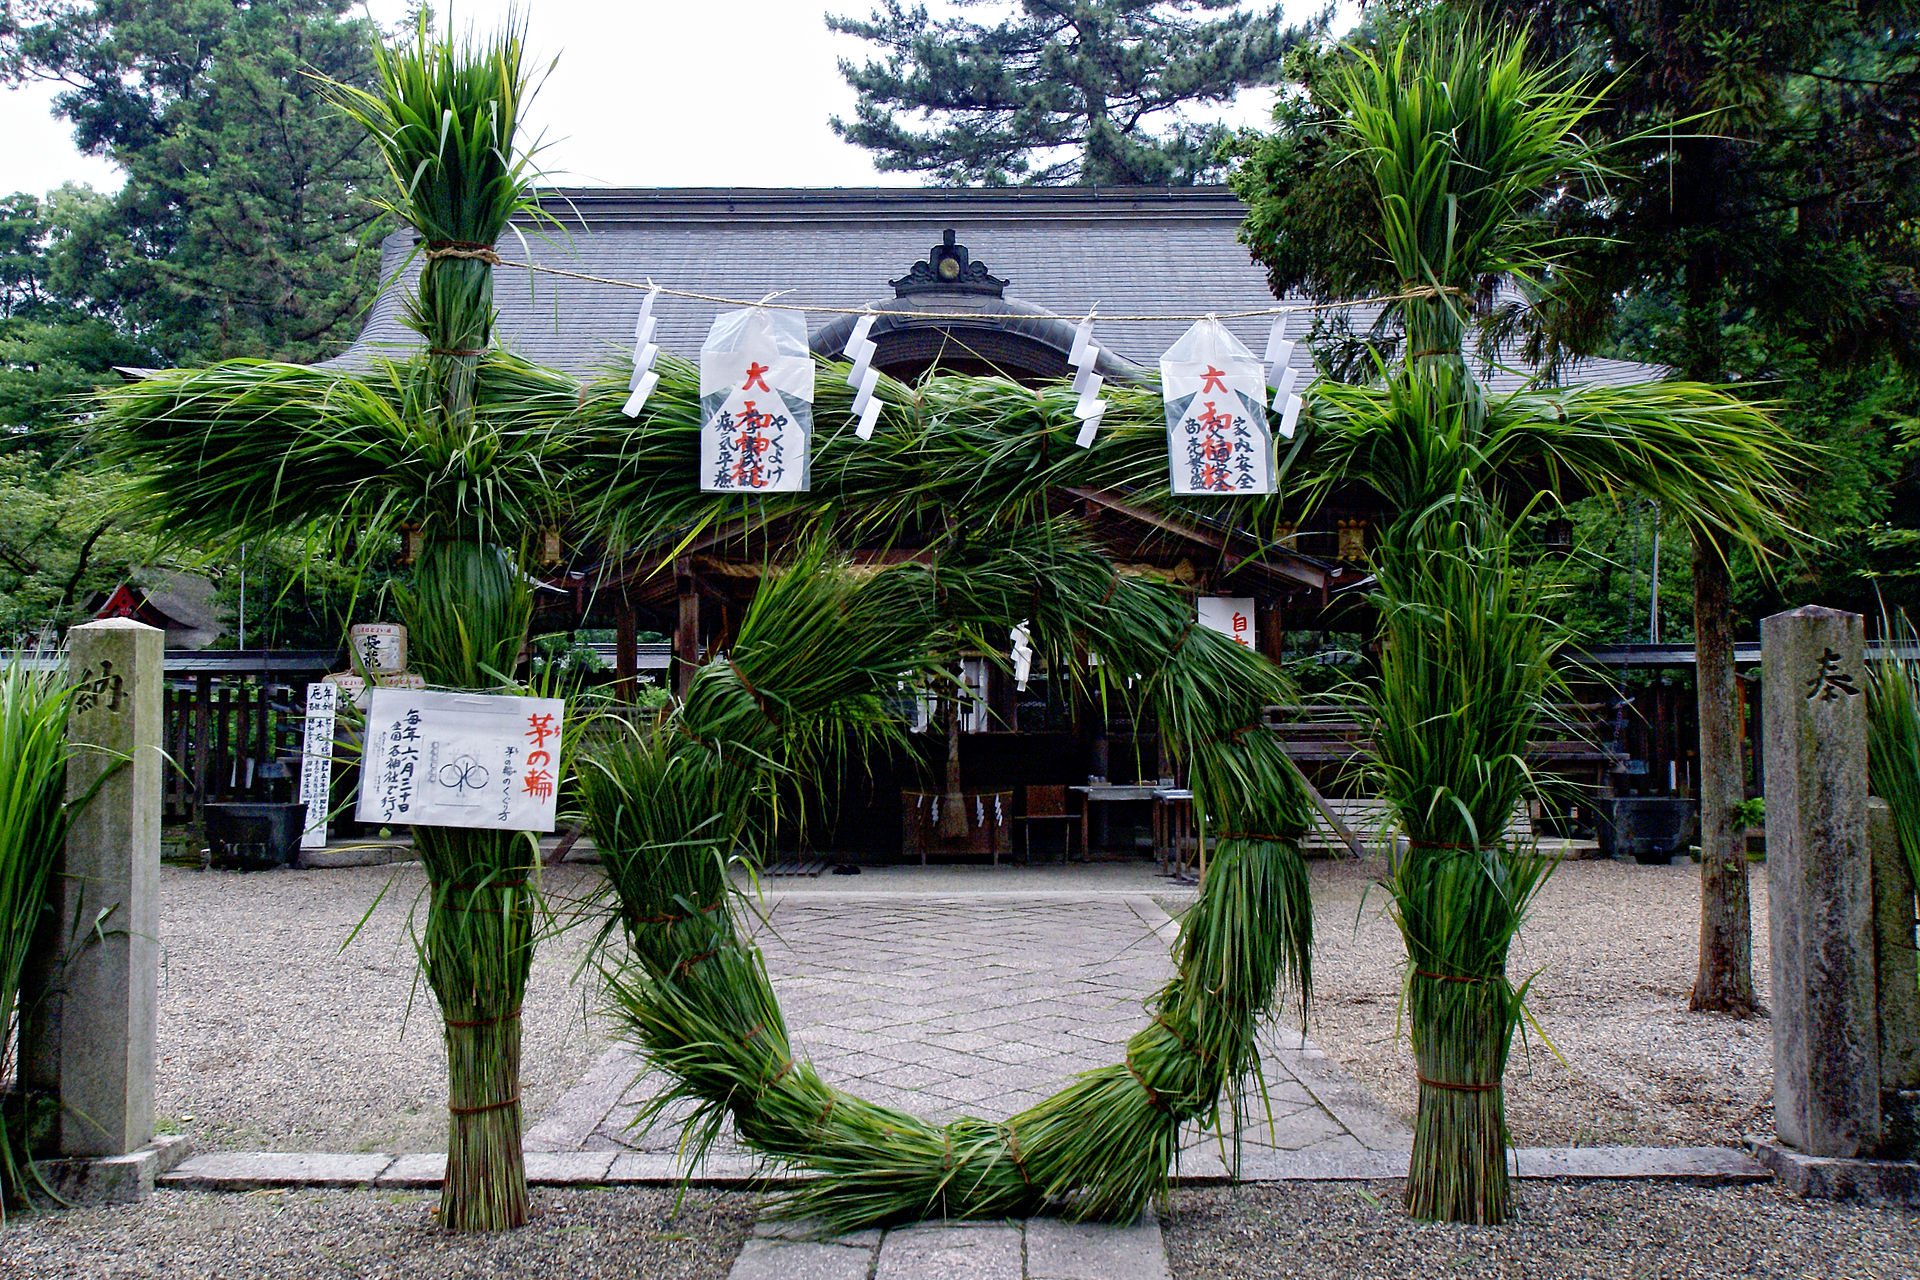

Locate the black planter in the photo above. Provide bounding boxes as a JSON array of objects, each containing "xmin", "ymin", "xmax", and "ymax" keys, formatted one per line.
[
  {"xmin": 1599, "ymin": 797, "xmax": 1698, "ymax": 864},
  {"xmin": 205, "ymin": 801, "xmax": 306, "ymax": 871}
]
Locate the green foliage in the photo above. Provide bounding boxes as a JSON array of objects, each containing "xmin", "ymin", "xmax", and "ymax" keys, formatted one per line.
[
  {"xmin": 0, "ymin": 190, "xmax": 155, "ymax": 446},
  {"xmin": 1868, "ymin": 612, "xmax": 1920, "ymax": 905},
  {"xmin": 0, "ymin": 454, "xmax": 156, "ymax": 644},
  {"xmin": 0, "ymin": 659, "xmax": 78, "ymax": 1216},
  {"xmin": 1, "ymin": 0, "xmax": 388, "ymax": 363},
  {"xmin": 828, "ymin": 0, "xmax": 1322, "ymax": 184}
]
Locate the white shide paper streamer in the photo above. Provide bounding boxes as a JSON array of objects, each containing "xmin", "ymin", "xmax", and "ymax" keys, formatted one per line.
[
  {"xmin": 844, "ymin": 313, "xmax": 888, "ymax": 440},
  {"xmin": 1068, "ymin": 315, "xmax": 1106, "ymax": 448},
  {"xmin": 620, "ymin": 287, "xmax": 662, "ymax": 418},
  {"xmin": 1263, "ymin": 316, "xmax": 1304, "ymax": 438}
]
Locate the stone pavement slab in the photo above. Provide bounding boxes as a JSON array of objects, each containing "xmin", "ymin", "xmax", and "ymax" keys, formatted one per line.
[
  {"xmin": 1026, "ymin": 1212, "xmax": 1171, "ymax": 1280},
  {"xmin": 729, "ymin": 1237, "xmax": 876, "ymax": 1280},
  {"xmin": 875, "ymin": 1221, "xmax": 1025, "ymax": 1280},
  {"xmin": 533, "ymin": 891, "xmax": 1408, "ymax": 1163}
]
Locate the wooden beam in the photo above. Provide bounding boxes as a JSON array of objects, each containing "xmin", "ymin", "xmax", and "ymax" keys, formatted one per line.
[{"xmin": 1063, "ymin": 488, "xmax": 1327, "ymax": 590}]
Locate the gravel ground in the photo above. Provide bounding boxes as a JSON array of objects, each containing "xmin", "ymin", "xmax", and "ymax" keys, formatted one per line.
[
  {"xmin": 1304, "ymin": 856, "xmax": 1773, "ymax": 1147},
  {"xmin": 155, "ymin": 862, "xmax": 613, "ymax": 1153},
  {"xmin": 1163, "ymin": 1180, "xmax": 1920, "ymax": 1279},
  {"xmin": 0, "ymin": 1187, "xmax": 755, "ymax": 1280}
]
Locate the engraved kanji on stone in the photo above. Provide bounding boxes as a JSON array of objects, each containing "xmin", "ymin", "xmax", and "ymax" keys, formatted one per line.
[{"xmin": 1804, "ymin": 646, "xmax": 1861, "ymax": 701}]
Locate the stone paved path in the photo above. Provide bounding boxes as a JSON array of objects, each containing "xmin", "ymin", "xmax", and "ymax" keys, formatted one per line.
[
  {"xmin": 526, "ymin": 885, "xmax": 1410, "ymax": 1168},
  {"xmin": 733, "ymin": 1212, "xmax": 1172, "ymax": 1280}
]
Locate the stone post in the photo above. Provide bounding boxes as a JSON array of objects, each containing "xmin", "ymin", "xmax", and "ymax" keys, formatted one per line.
[
  {"xmin": 1762, "ymin": 605, "xmax": 1879, "ymax": 1157},
  {"xmin": 20, "ymin": 619, "xmax": 163, "ymax": 1157}
]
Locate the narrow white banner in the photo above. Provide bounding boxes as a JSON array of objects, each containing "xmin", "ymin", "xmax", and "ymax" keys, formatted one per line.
[{"xmin": 298, "ymin": 682, "xmax": 339, "ymax": 850}]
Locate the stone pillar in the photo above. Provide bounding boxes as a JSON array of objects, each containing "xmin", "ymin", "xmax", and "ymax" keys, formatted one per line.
[
  {"xmin": 1762, "ymin": 605, "xmax": 1879, "ymax": 1157},
  {"xmin": 20, "ymin": 619, "xmax": 163, "ymax": 1157}
]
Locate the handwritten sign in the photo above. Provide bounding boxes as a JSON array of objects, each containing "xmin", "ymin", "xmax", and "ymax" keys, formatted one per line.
[
  {"xmin": 299, "ymin": 682, "xmax": 339, "ymax": 850},
  {"xmin": 699, "ymin": 307, "xmax": 814, "ymax": 493},
  {"xmin": 1160, "ymin": 318, "xmax": 1277, "ymax": 495},
  {"xmin": 354, "ymin": 688, "xmax": 564, "ymax": 832},
  {"xmin": 1198, "ymin": 597, "xmax": 1256, "ymax": 650}
]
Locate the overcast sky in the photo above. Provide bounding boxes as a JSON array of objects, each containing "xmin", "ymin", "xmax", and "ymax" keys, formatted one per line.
[{"xmin": 1, "ymin": 1, "xmax": 1345, "ymax": 198}]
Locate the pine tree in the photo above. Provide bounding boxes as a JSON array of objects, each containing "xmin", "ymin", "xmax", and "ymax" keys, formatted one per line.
[
  {"xmin": 828, "ymin": 0, "xmax": 1322, "ymax": 184},
  {"xmin": 1, "ymin": 0, "xmax": 388, "ymax": 362}
]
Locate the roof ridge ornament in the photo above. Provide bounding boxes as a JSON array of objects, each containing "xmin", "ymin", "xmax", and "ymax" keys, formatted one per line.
[{"xmin": 891, "ymin": 229, "xmax": 1009, "ymax": 298}]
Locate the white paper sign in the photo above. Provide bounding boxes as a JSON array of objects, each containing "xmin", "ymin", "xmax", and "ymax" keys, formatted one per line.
[
  {"xmin": 700, "ymin": 307, "xmax": 814, "ymax": 492},
  {"xmin": 298, "ymin": 682, "xmax": 339, "ymax": 850},
  {"xmin": 354, "ymin": 688, "xmax": 564, "ymax": 832},
  {"xmin": 1160, "ymin": 318, "xmax": 1277, "ymax": 495},
  {"xmin": 1198, "ymin": 597, "xmax": 1256, "ymax": 650}
]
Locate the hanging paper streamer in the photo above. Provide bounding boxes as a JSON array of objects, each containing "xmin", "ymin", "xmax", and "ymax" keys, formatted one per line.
[
  {"xmin": 621, "ymin": 287, "xmax": 662, "ymax": 418},
  {"xmin": 1010, "ymin": 621, "xmax": 1034, "ymax": 691},
  {"xmin": 844, "ymin": 312, "xmax": 886, "ymax": 440},
  {"xmin": 1160, "ymin": 317, "xmax": 1278, "ymax": 495},
  {"xmin": 1068, "ymin": 314, "xmax": 1106, "ymax": 448},
  {"xmin": 1262, "ymin": 315, "xmax": 1305, "ymax": 437},
  {"xmin": 699, "ymin": 306, "xmax": 815, "ymax": 492}
]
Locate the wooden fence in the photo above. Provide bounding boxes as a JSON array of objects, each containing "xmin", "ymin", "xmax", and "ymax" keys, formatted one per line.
[{"xmin": 154, "ymin": 652, "xmax": 336, "ymax": 832}]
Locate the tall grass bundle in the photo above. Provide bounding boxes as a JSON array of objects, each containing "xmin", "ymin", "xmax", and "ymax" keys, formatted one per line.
[
  {"xmin": 1868, "ymin": 612, "xmax": 1920, "ymax": 909},
  {"xmin": 1366, "ymin": 529, "xmax": 1565, "ymax": 1223},
  {"xmin": 0, "ymin": 662, "xmax": 79, "ymax": 1218},
  {"xmin": 581, "ymin": 535, "xmax": 1314, "ymax": 1231}
]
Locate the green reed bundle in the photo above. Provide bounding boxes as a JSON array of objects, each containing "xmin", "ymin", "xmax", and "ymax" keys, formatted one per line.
[
  {"xmin": 1366, "ymin": 530, "xmax": 1564, "ymax": 1223},
  {"xmin": 0, "ymin": 662, "xmax": 82, "ymax": 1218},
  {"xmin": 1867, "ymin": 611, "xmax": 1920, "ymax": 909}
]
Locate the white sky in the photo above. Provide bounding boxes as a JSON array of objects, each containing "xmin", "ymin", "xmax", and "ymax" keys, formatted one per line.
[{"xmin": 0, "ymin": 1, "xmax": 1349, "ymax": 198}]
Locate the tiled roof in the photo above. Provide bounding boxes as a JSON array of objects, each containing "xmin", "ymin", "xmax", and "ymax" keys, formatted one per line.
[{"xmin": 333, "ymin": 186, "xmax": 1663, "ymax": 392}]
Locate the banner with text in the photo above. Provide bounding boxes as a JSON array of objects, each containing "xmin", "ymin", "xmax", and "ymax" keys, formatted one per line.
[{"xmin": 355, "ymin": 688, "xmax": 564, "ymax": 832}]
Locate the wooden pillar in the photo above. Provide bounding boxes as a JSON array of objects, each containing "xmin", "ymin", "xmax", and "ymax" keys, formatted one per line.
[
  {"xmin": 614, "ymin": 601, "xmax": 637, "ymax": 704},
  {"xmin": 1259, "ymin": 601, "xmax": 1285, "ymax": 665},
  {"xmin": 673, "ymin": 556, "xmax": 700, "ymax": 700}
]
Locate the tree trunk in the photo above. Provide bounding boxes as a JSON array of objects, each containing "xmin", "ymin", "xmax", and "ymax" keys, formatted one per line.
[{"xmin": 1689, "ymin": 532, "xmax": 1759, "ymax": 1015}]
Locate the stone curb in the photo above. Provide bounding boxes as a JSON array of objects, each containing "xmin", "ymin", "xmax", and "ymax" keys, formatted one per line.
[
  {"xmin": 1747, "ymin": 1137, "xmax": 1920, "ymax": 1205},
  {"xmin": 160, "ymin": 1145, "xmax": 1768, "ymax": 1191},
  {"xmin": 36, "ymin": 1135, "xmax": 194, "ymax": 1205}
]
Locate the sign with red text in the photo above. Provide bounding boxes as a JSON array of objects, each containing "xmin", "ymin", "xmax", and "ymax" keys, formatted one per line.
[
  {"xmin": 699, "ymin": 307, "xmax": 815, "ymax": 493},
  {"xmin": 1160, "ymin": 318, "xmax": 1277, "ymax": 495},
  {"xmin": 1197, "ymin": 597, "xmax": 1256, "ymax": 650},
  {"xmin": 355, "ymin": 688, "xmax": 564, "ymax": 832}
]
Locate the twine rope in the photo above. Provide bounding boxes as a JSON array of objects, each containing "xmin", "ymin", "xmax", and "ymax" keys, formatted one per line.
[
  {"xmin": 634, "ymin": 900, "xmax": 727, "ymax": 925},
  {"xmin": 1125, "ymin": 1057, "xmax": 1170, "ymax": 1113},
  {"xmin": 448, "ymin": 1093, "xmax": 521, "ymax": 1115},
  {"xmin": 423, "ymin": 240, "xmax": 504, "ymax": 265},
  {"xmin": 1416, "ymin": 1075, "xmax": 1501, "ymax": 1093},
  {"xmin": 728, "ymin": 658, "xmax": 779, "ymax": 724},
  {"xmin": 1413, "ymin": 969, "xmax": 1497, "ymax": 985},
  {"xmin": 443, "ymin": 1006, "xmax": 522, "ymax": 1029},
  {"xmin": 1001, "ymin": 1124, "xmax": 1030, "ymax": 1187},
  {"xmin": 442, "ymin": 253, "xmax": 1472, "ymax": 324},
  {"xmin": 1152, "ymin": 1012, "xmax": 1213, "ymax": 1067}
]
